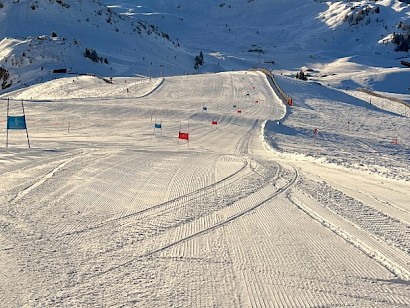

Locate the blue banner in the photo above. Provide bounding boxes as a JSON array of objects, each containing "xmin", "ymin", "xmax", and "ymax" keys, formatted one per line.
[
  {"xmin": 7, "ymin": 116, "xmax": 27, "ymax": 130},
  {"xmin": 154, "ymin": 123, "xmax": 162, "ymax": 129}
]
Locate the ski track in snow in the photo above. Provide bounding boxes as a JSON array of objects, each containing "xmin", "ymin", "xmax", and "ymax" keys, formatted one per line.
[{"xmin": 0, "ymin": 71, "xmax": 409, "ymax": 307}]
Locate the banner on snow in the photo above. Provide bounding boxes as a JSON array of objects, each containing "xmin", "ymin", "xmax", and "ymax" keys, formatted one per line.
[
  {"xmin": 178, "ymin": 132, "xmax": 189, "ymax": 140},
  {"xmin": 7, "ymin": 116, "xmax": 27, "ymax": 130}
]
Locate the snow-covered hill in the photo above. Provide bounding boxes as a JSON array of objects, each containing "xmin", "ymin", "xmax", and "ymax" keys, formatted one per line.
[
  {"xmin": 1, "ymin": 0, "xmax": 410, "ymax": 94},
  {"xmin": 1, "ymin": 69, "xmax": 409, "ymax": 307},
  {"xmin": 0, "ymin": 0, "xmax": 192, "ymax": 92}
]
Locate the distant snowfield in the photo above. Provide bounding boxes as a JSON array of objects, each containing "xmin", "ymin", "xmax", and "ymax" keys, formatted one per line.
[
  {"xmin": 101, "ymin": 0, "xmax": 410, "ymax": 95},
  {"xmin": 3, "ymin": 0, "xmax": 410, "ymax": 96},
  {"xmin": 1, "ymin": 71, "xmax": 409, "ymax": 306}
]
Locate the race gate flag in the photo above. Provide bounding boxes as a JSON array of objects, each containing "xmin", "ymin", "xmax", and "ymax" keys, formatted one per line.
[
  {"xmin": 211, "ymin": 120, "xmax": 218, "ymax": 125},
  {"xmin": 202, "ymin": 106, "xmax": 208, "ymax": 111},
  {"xmin": 178, "ymin": 123, "xmax": 189, "ymax": 146},
  {"xmin": 237, "ymin": 109, "xmax": 242, "ymax": 114},
  {"xmin": 7, "ymin": 116, "xmax": 27, "ymax": 130},
  {"xmin": 178, "ymin": 132, "xmax": 189, "ymax": 140},
  {"xmin": 288, "ymin": 98, "xmax": 293, "ymax": 106},
  {"xmin": 153, "ymin": 120, "xmax": 163, "ymax": 135},
  {"xmin": 6, "ymin": 99, "xmax": 31, "ymax": 148}
]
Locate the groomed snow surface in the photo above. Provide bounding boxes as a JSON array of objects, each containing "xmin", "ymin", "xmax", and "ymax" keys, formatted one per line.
[{"xmin": 0, "ymin": 71, "xmax": 409, "ymax": 307}]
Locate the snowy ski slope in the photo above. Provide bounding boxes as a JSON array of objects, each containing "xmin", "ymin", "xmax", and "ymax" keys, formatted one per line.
[{"xmin": 0, "ymin": 71, "xmax": 409, "ymax": 307}]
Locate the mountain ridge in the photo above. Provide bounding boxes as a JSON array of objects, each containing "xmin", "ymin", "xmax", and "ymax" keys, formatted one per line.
[{"xmin": 0, "ymin": 0, "xmax": 409, "ymax": 94}]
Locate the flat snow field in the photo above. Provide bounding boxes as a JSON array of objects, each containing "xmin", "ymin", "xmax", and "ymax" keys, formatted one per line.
[{"xmin": 0, "ymin": 71, "xmax": 409, "ymax": 307}]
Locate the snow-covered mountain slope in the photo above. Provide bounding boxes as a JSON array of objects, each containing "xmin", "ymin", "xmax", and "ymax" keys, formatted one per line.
[
  {"xmin": 1, "ymin": 0, "xmax": 410, "ymax": 94},
  {"xmin": 0, "ymin": 0, "xmax": 192, "ymax": 93},
  {"xmin": 103, "ymin": 0, "xmax": 410, "ymax": 93}
]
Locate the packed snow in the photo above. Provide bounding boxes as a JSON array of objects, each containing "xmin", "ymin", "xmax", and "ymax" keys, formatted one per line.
[{"xmin": 1, "ymin": 70, "xmax": 409, "ymax": 306}]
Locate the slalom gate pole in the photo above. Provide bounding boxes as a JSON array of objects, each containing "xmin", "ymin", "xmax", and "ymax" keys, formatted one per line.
[
  {"xmin": 178, "ymin": 123, "xmax": 181, "ymax": 145},
  {"xmin": 21, "ymin": 100, "xmax": 30, "ymax": 148},
  {"xmin": 6, "ymin": 98, "xmax": 9, "ymax": 148}
]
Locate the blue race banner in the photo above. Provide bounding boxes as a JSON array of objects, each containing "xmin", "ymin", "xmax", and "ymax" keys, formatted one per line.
[
  {"xmin": 154, "ymin": 123, "xmax": 162, "ymax": 129},
  {"xmin": 7, "ymin": 116, "xmax": 27, "ymax": 130}
]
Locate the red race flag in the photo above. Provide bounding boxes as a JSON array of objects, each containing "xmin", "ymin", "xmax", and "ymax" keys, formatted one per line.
[
  {"xmin": 237, "ymin": 109, "xmax": 242, "ymax": 114},
  {"xmin": 179, "ymin": 132, "xmax": 189, "ymax": 140},
  {"xmin": 288, "ymin": 98, "xmax": 293, "ymax": 106},
  {"xmin": 211, "ymin": 120, "xmax": 218, "ymax": 125}
]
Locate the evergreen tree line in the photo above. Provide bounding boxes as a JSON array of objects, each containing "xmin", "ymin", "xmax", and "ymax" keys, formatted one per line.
[
  {"xmin": 84, "ymin": 48, "xmax": 108, "ymax": 64},
  {"xmin": 392, "ymin": 30, "xmax": 410, "ymax": 52},
  {"xmin": 194, "ymin": 51, "xmax": 204, "ymax": 70}
]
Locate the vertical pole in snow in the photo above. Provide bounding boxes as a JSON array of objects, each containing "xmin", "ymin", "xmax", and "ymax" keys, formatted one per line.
[
  {"xmin": 6, "ymin": 98, "xmax": 9, "ymax": 148},
  {"xmin": 178, "ymin": 122, "xmax": 181, "ymax": 145},
  {"xmin": 21, "ymin": 100, "xmax": 30, "ymax": 148}
]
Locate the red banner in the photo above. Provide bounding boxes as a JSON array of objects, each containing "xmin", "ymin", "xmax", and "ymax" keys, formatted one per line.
[
  {"xmin": 211, "ymin": 120, "xmax": 217, "ymax": 125},
  {"xmin": 288, "ymin": 98, "xmax": 293, "ymax": 106},
  {"xmin": 237, "ymin": 109, "xmax": 241, "ymax": 114},
  {"xmin": 179, "ymin": 132, "xmax": 189, "ymax": 140}
]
